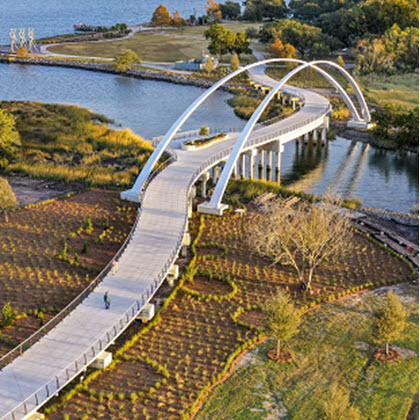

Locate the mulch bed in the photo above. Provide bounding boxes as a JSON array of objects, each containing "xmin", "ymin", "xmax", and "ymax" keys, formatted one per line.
[
  {"xmin": 373, "ymin": 347, "xmax": 402, "ymax": 363},
  {"xmin": 267, "ymin": 348, "xmax": 295, "ymax": 363}
]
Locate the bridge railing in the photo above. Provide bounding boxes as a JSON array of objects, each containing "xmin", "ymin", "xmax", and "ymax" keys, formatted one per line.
[
  {"xmin": 1, "ymin": 97, "xmax": 330, "ymax": 420},
  {"xmin": 0, "ymin": 153, "xmax": 176, "ymax": 372},
  {"xmin": 2, "ymin": 154, "xmax": 186, "ymax": 420}
]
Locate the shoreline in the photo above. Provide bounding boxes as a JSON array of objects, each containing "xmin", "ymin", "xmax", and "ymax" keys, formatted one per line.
[{"xmin": 0, "ymin": 55, "xmax": 236, "ymax": 90}]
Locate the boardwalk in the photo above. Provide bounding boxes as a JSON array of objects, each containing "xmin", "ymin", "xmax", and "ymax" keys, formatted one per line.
[{"xmin": 0, "ymin": 62, "xmax": 330, "ymax": 419}]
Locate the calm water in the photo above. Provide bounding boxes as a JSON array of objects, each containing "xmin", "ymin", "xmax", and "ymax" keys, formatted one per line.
[
  {"xmin": 0, "ymin": 0, "xmax": 206, "ymax": 45},
  {"xmin": 0, "ymin": 63, "xmax": 418, "ymax": 212}
]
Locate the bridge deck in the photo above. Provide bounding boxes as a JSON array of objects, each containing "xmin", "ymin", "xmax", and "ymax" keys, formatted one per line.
[{"xmin": 0, "ymin": 62, "xmax": 329, "ymax": 419}]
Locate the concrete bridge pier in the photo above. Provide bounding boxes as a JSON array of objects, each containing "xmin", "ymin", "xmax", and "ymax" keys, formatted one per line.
[
  {"xmin": 246, "ymin": 149, "xmax": 257, "ymax": 180},
  {"xmin": 267, "ymin": 150, "xmax": 273, "ymax": 181},
  {"xmin": 258, "ymin": 148, "xmax": 265, "ymax": 180},
  {"xmin": 240, "ymin": 153, "xmax": 246, "ymax": 179},
  {"xmin": 199, "ymin": 172, "xmax": 210, "ymax": 197}
]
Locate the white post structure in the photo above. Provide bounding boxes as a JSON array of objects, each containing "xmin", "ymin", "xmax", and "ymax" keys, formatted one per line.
[
  {"xmin": 18, "ymin": 28, "xmax": 26, "ymax": 48},
  {"xmin": 9, "ymin": 29, "xmax": 17, "ymax": 53}
]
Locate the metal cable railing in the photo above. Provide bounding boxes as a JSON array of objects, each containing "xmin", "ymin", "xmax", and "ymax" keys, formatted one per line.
[{"xmin": 1, "ymin": 86, "xmax": 331, "ymax": 420}]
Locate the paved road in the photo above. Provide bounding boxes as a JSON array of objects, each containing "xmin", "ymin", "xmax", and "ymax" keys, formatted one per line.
[{"xmin": 0, "ymin": 59, "xmax": 330, "ymax": 420}]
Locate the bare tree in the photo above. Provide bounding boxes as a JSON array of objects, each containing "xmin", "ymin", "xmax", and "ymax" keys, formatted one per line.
[{"xmin": 247, "ymin": 196, "xmax": 350, "ymax": 291}]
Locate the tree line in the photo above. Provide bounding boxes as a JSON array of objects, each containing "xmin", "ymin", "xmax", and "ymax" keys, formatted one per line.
[{"xmin": 151, "ymin": 0, "xmax": 418, "ymax": 75}]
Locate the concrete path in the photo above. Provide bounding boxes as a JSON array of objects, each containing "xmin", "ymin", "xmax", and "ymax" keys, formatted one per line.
[{"xmin": 0, "ymin": 59, "xmax": 329, "ymax": 420}]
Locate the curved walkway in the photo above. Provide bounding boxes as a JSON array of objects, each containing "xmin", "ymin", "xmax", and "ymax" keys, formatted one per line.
[{"xmin": 0, "ymin": 62, "xmax": 330, "ymax": 420}]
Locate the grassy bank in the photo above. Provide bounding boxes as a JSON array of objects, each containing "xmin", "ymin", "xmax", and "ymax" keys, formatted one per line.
[
  {"xmin": 197, "ymin": 282, "xmax": 419, "ymax": 420},
  {"xmin": 0, "ymin": 101, "xmax": 154, "ymax": 187},
  {"xmin": 357, "ymin": 73, "xmax": 419, "ymax": 110},
  {"xmin": 46, "ymin": 23, "xmax": 259, "ymax": 64}
]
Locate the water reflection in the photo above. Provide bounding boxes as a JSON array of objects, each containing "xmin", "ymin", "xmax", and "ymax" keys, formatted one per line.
[
  {"xmin": 344, "ymin": 143, "xmax": 370, "ymax": 197},
  {"xmin": 368, "ymin": 149, "xmax": 419, "ymax": 190},
  {"xmin": 283, "ymin": 140, "xmax": 329, "ymax": 189}
]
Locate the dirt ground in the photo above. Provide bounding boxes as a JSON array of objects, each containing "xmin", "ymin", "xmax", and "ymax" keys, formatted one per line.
[{"xmin": 6, "ymin": 176, "xmax": 84, "ymax": 207}]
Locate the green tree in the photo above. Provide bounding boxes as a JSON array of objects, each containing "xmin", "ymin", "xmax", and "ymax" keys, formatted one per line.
[
  {"xmin": 361, "ymin": 0, "xmax": 418, "ymax": 35},
  {"xmin": 205, "ymin": 23, "xmax": 236, "ymax": 56},
  {"xmin": 230, "ymin": 53, "xmax": 240, "ymax": 71},
  {"xmin": 220, "ymin": 1, "xmax": 241, "ymax": 19},
  {"xmin": 263, "ymin": 290, "xmax": 301, "ymax": 358},
  {"xmin": 259, "ymin": 20, "xmax": 336, "ymax": 58},
  {"xmin": 233, "ymin": 31, "xmax": 252, "ymax": 56},
  {"xmin": 320, "ymin": 383, "xmax": 361, "ymax": 420},
  {"xmin": 0, "ymin": 177, "xmax": 17, "ymax": 223},
  {"xmin": 1, "ymin": 302, "xmax": 16, "ymax": 328},
  {"xmin": 318, "ymin": 9, "xmax": 362, "ymax": 46},
  {"xmin": 0, "ymin": 108, "xmax": 21, "ymax": 169},
  {"xmin": 354, "ymin": 38, "xmax": 395, "ymax": 75},
  {"xmin": 151, "ymin": 5, "xmax": 172, "ymax": 28},
  {"xmin": 243, "ymin": 0, "xmax": 287, "ymax": 21},
  {"xmin": 114, "ymin": 50, "xmax": 142, "ymax": 73},
  {"xmin": 372, "ymin": 291, "xmax": 407, "ymax": 355},
  {"xmin": 384, "ymin": 24, "xmax": 419, "ymax": 71}
]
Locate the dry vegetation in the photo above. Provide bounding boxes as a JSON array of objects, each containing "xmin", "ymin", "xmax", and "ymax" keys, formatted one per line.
[
  {"xmin": 0, "ymin": 190, "xmax": 137, "ymax": 356},
  {"xmin": 43, "ymin": 209, "xmax": 415, "ymax": 419}
]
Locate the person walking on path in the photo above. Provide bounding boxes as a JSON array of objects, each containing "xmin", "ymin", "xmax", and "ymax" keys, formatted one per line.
[{"xmin": 104, "ymin": 291, "xmax": 111, "ymax": 309}]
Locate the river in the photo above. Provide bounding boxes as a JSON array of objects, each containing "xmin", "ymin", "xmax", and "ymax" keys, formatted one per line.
[{"xmin": 0, "ymin": 63, "xmax": 418, "ymax": 212}]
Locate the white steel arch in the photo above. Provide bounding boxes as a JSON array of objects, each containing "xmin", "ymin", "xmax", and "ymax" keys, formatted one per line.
[
  {"xmin": 121, "ymin": 58, "xmax": 370, "ymax": 202},
  {"xmin": 206, "ymin": 60, "xmax": 368, "ymax": 211}
]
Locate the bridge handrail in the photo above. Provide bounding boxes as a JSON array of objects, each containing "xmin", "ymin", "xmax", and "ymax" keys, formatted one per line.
[
  {"xmin": 1, "ymin": 154, "xmax": 184, "ymax": 420},
  {"xmin": 1, "ymin": 85, "xmax": 330, "ymax": 419},
  {"xmin": 0, "ymin": 155, "xmax": 176, "ymax": 372}
]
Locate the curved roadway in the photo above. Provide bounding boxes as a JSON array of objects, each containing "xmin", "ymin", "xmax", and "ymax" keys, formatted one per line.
[{"xmin": 0, "ymin": 59, "xmax": 330, "ymax": 419}]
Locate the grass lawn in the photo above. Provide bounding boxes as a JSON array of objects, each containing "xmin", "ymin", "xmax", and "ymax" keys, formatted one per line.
[
  {"xmin": 46, "ymin": 23, "xmax": 260, "ymax": 63},
  {"xmin": 357, "ymin": 73, "xmax": 419, "ymax": 110},
  {"xmin": 197, "ymin": 282, "xmax": 419, "ymax": 420}
]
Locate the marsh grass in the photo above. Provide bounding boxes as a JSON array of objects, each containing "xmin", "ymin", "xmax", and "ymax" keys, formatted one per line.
[{"xmin": 0, "ymin": 101, "xmax": 154, "ymax": 187}]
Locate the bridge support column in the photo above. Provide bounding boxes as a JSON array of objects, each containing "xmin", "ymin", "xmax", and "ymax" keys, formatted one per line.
[
  {"xmin": 199, "ymin": 172, "xmax": 210, "ymax": 198},
  {"xmin": 240, "ymin": 153, "xmax": 246, "ymax": 179},
  {"xmin": 232, "ymin": 160, "xmax": 238, "ymax": 179},
  {"xmin": 267, "ymin": 150, "xmax": 273, "ymax": 181},
  {"xmin": 312, "ymin": 129, "xmax": 318, "ymax": 142},
  {"xmin": 246, "ymin": 149, "xmax": 257, "ymax": 180},
  {"xmin": 281, "ymin": 94, "xmax": 287, "ymax": 106},
  {"xmin": 276, "ymin": 145, "xmax": 284, "ymax": 183},
  {"xmin": 258, "ymin": 148, "xmax": 265, "ymax": 180},
  {"xmin": 188, "ymin": 187, "xmax": 195, "ymax": 218}
]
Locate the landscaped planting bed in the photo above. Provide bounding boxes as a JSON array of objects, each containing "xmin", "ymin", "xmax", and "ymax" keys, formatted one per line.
[
  {"xmin": 44, "ymin": 208, "xmax": 415, "ymax": 420},
  {"xmin": 0, "ymin": 189, "xmax": 137, "ymax": 356}
]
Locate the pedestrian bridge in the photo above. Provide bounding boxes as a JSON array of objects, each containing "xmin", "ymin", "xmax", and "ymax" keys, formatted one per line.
[{"xmin": 0, "ymin": 58, "xmax": 370, "ymax": 420}]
